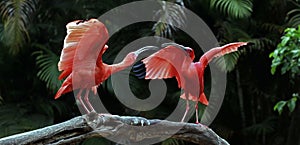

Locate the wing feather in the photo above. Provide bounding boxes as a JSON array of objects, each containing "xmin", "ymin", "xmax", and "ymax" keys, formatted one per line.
[
  {"xmin": 142, "ymin": 44, "xmax": 194, "ymax": 88},
  {"xmin": 57, "ymin": 19, "xmax": 109, "ymax": 80}
]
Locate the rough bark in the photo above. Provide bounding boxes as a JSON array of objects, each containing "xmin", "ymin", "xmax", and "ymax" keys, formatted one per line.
[{"xmin": 0, "ymin": 113, "xmax": 229, "ymax": 145}]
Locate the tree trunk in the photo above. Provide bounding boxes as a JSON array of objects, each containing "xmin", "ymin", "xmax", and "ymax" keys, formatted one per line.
[
  {"xmin": 236, "ymin": 69, "xmax": 246, "ymax": 128},
  {"xmin": 0, "ymin": 113, "xmax": 230, "ymax": 145},
  {"xmin": 286, "ymin": 105, "xmax": 300, "ymax": 145}
]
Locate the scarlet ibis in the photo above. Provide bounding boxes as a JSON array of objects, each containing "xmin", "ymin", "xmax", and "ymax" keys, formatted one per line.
[
  {"xmin": 54, "ymin": 18, "xmax": 155, "ymax": 113},
  {"xmin": 133, "ymin": 42, "xmax": 248, "ymax": 123}
]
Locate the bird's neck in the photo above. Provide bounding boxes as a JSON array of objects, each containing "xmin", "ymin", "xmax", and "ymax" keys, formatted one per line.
[{"xmin": 108, "ymin": 52, "xmax": 136, "ymax": 74}]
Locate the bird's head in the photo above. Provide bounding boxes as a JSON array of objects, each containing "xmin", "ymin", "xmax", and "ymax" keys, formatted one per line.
[
  {"xmin": 183, "ymin": 47, "xmax": 195, "ymax": 61},
  {"xmin": 161, "ymin": 43, "xmax": 195, "ymax": 61}
]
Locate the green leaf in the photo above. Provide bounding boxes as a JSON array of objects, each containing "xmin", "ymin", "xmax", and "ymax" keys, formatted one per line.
[
  {"xmin": 281, "ymin": 37, "xmax": 290, "ymax": 46},
  {"xmin": 269, "ymin": 52, "xmax": 274, "ymax": 58},
  {"xmin": 270, "ymin": 26, "xmax": 300, "ymax": 78},
  {"xmin": 274, "ymin": 101, "xmax": 287, "ymax": 115},
  {"xmin": 287, "ymin": 97, "xmax": 297, "ymax": 113},
  {"xmin": 271, "ymin": 66, "xmax": 276, "ymax": 75}
]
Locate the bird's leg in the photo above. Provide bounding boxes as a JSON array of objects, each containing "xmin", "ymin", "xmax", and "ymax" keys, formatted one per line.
[
  {"xmin": 77, "ymin": 89, "xmax": 90, "ymax": 114},
  {"xmin": 84, "ymin": 90, "xmax": 96, "ymax": 113},
  {"xmin": 181, "ymin": 94, "xmax": 190, "ymax": 122},
  {"xmin": 195, "ymin": 102, "xmax": 199, "ymax": 124}
]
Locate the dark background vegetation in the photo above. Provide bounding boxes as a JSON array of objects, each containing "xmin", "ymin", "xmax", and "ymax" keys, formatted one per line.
[{"xmin": 0, "ymin": 0, "xmax": 299, "ymax": 145}]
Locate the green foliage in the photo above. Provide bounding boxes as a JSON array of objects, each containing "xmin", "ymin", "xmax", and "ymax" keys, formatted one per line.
[
  {"xmin": 214, "ymin": 51, "xmax": 241, "ymax": 72},
  {"xmin": 210, "ymin": 0, "xmax": 253, "ymax": 19},
  {"xmin": 286, "ymin": 9, "xmax": 300, "ymax": 28},
  {"xmin": 33, "ymin": 44, "xmax": 62, "ymax": 93},
  {"xmin": 274, "ymin": 93, "xmax": 298, "ymax": 115},
  {"xmin": 243, "ymin": 117, "xmax": 276, "ymax": 138},
  {"xmin": 286, "ymin": 0, "xmax": 300, "ymax": 28},
  {"xmin": 0, "ymin": 0, "xmax": 37, "ymax": 54},
  {"xmin": 270, "ymin": 26, "xmax": 300, "ymax": 78},
  {"xmin": 153, "ymin": 1, "xmax": 186, "ymax": 38}
]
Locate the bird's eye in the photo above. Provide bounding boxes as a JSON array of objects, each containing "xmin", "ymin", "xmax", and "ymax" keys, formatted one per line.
[
  {"xmin": 76, "ymin": 19, "xmax": 90, "ymax": 25},
  {"xmin": 76, "ymin": 20, "xmax": 85, "ymax": 25}
]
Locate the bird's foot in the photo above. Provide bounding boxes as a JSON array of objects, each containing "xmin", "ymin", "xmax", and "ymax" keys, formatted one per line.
[
  {"xmin": 195, "ymin": 122, "xmax": 208, "ymax": 128},
  {"xmin": 120, "ymin": 116, "xmax": 151, "ymax": 126},
  {"xmin": 84, "ymin": 111, "xmax": 112, "ymax": 129}
]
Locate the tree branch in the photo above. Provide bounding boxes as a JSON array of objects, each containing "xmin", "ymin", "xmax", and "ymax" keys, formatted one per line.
[{"xmin": 0, "ymin": 113, "xmax": 229, "ymax": 145}]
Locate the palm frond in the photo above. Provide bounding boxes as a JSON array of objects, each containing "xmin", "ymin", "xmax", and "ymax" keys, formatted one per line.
[
  {"xmin": 152, "ymin": 1, "xmax": 186, "ymax": 38},
  {"xmin": 286, "ymin": 8, "xmax": 300, "ymax": 28},
  {"xmin": 216, "ymin": 20, "xmax": 251, "ymax": 41},
  {"xmin": 32, "ymin": 44, "xmax": 62, "ymax": 93},
  {"xmin": 260, "ymin": 22, "xmax": 285, "ymax": 34},
  {"xmin": 0, "ymin": 95, "xmax": 3, "ymax": 105},
  {"xmin": 243, "ymin": 117, "xmax": 276, "ymax": 136},
  {"xmin": 248, "ymin": 38, "xmax": 277, "ymax": 51},
  {"xmin": 210, "ymin": 0, "xmax": 253, "ymax": 19},
  {"xmin": 0, "ymin": 0, "xmax": 37, "ymax": 54},
  {"xmin": 213, "ymin": 51, "xmax": 241, "ymax": 72}
]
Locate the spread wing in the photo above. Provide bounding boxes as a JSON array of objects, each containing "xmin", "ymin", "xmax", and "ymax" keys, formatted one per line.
[
  {"xmin": 133, "ymin": 44, "xmax": 194, "ymax": 88},
  {"xmin": 199, "ymin": 42, "xmax": 248, "ymax": 68},
  {"xmin": 58, "ymin": 19, "xmax": 109, "ymax": 80}
]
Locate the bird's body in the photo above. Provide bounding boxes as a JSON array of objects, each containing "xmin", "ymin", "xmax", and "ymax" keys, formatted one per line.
[
  {"xmin": 133, "ymin": 42, "xmax": 248, "ymax": 123},
  {"xmin": 55, "ymin": 18, "xmax": 155, "ymax": 113}
]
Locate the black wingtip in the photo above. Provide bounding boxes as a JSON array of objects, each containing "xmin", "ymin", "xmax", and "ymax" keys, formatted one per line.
[
  {"xmin": 132, "ymin": 61, "xmax": 146, "ymax": 79},
  {"xmin": 132, "ymin": 61, "xmax": 144, "ymax": 69},
  {"xmin": 135, "ymin": 71, "xmax": 146, "ymax": 79},
  {"xmin": 247, "ymin": 42, "xmax": 255, "ymax": 46}
]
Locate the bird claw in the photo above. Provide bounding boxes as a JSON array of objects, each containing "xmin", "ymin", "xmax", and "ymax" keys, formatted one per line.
[
  {"xmin": 84, "ymin": 111, "xmax": 112, "ymax": 129},
  {"xmin": 121, "ymin": 116, "xmax": 151, "ymax": 126},
  {"xmin": 195, "ymin": 122, "xmax": 208, "ymax": 128}
]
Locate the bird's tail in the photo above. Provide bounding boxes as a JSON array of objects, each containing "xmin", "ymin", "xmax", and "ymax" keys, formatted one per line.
[
  {"xmin": 54, "ymin": 83, "xmax": 72, "ymax": 99},
  {"xmin": 199, "ymin": 93, "xmax": 209, "ymax": 106}
]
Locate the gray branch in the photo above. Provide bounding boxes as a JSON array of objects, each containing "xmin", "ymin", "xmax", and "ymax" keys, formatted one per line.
[{"xmin": 0, "ymin": 113, "xmax": 229, "ymax": 145}]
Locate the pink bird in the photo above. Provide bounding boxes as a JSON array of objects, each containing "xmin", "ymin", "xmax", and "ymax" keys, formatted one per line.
[
  {"xmin": 55, "ymin": 18, "xmax": 155, "ymax": 113},
  {"xmin": 133, "ymin": 42, "xmax": 248, "ymax": 123}
]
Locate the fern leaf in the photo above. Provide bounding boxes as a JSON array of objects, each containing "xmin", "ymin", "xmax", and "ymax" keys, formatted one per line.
[
  {"xmin": 210, "ymin": 0, "xmax": 253, "ymax": 19},
  {"xmin": 33, "ymin": 44, "xmax": 62, "ymax": 93},
  {"xmin": 152, "ymin": 1, "xmax": 186, "ymax": 37},
  {"xmin": 213, "ymin": 51, "xmax": 241, "ymax": 72},
  {"xmin": 286, "ymin": 9, "xmax": 300, "ymax": 28},
  {"xmin": 0, "ymin": 0, "xmax": 37, "ymax": 54}
]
